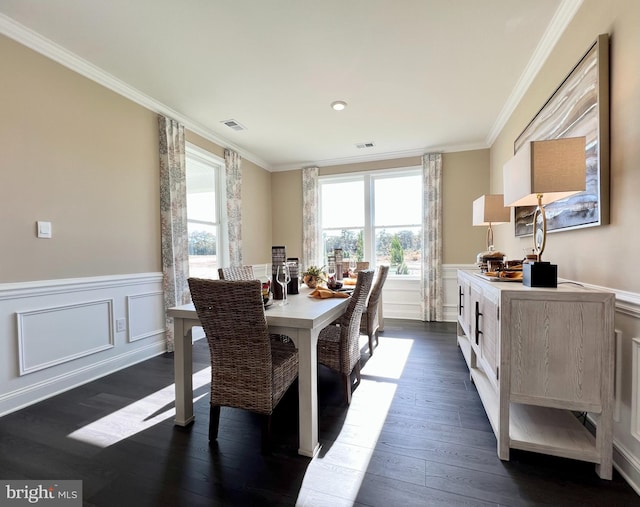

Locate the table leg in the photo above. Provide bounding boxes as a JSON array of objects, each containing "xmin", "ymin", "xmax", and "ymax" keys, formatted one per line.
[
  {"xmin": 292, "ymin": 328, "xmax": 321, "ymax": 457},
  {"xmin": 173, "ymin": 317, "xmax": 195, "ymax": 426}
]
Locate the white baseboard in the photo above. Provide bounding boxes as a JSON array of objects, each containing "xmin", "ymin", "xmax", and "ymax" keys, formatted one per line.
[
  {"xmin": 0, "ymin": 340, "xmax": 166, "ymax": 417},
  {"xmin": 613, "ymin": 441, "xmax": 640, "ymax": 495},
  {"xmin": 586, "ymin": 413, "xmax": 640, "ymax": 495}
]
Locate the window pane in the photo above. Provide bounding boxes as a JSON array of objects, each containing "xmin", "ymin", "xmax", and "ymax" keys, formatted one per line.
[
  {"xmin": 187, "ymin": 192, "xmax": 216, "ymax": 223},
  {"xmin": 374, "ymin": 175, "xmax": 421, "ymax": 226},
  {"xmin": 186, "ymin": 160, "xmax": 216, "ymax": 223},
  {"xmin": 375, "ymin": 226, "xmax": 421, "ymax": 276},
  {"xmin": 188, "ymin": 223, "xmax": 217, "ymax": 278},
  {"xmin": 323, "ymin": 228, "xmax": 364, "ymax": 264},
  {"xmin": 321, "ymin": 180, "xmax": 364, "ymax": 228}
]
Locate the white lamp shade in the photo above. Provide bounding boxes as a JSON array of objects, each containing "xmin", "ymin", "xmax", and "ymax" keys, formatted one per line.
[
  {"xmin": 472, "ymin": 194, "xmax": 510, "ymax": 226},
  {"xmin": 503, "ymin": 137, "xmax": 586, "ymax": 207}
]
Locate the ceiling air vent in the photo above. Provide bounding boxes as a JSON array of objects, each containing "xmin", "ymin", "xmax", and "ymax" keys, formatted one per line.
[
  {"xmin": 355, "ymin": 142, "xmax": 375, "ymax": 149},
  {"xmin": 220, "ymin": 119, "xmax": 247, "ymax": 131}
]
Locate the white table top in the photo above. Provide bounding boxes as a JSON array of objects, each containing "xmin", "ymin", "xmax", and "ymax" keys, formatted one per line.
[{"xmin": 167, "ymin": 285, "xmax": 350, "ymax": 329}]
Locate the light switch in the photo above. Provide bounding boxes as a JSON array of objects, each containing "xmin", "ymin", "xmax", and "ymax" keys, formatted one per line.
[{"xmin": 37, "ymin": 221, "xmax": 52, "ymax": 239}]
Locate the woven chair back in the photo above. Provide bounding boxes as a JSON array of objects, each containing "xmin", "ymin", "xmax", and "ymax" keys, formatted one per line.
[
  {"xmin": 188, "ymin": 278, "xmax": 274, "ymax": 414},
  {"xmin": 355, "ymin": 261, "xmax": 370, "ymax": 273},
  {"xmin": 340, "ymin": 269, "xmax": 374, "ymax": 372},
  {"xmin": 218, "ymin": 265, "xmax": 255, "ymax": 280},
  {"xmin": 367, "ymin": 265, "xmax": 389, "ymax": 312}
]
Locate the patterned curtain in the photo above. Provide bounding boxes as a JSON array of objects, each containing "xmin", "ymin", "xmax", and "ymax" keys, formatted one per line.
[
  {"xmin": 302, "ymin": 167, "xmax": 320, "ymax": 271},
  {"xmin": 159, "ymin": 115, "xmax": 189, "ymax": 352},
  {"xmin": 421, "ymin": 153, "xmax": 443, "ymax": 321},
  {"xmin": 224, "ymin": 149, "xmax": 242, "ymax": 267}
]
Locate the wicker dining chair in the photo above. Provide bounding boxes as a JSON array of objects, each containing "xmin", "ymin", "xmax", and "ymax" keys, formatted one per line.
[
  {"xmin": 187, "ymin": 278, "xmax": 299, "ymax": 452},
  {"xmin": 317, "ymin": 269, "xmax": 374, "ymax": 404},
  {"xmin": 218, "ymin": 265, "xmax": 255, "ymax": 280},
  {"xmin": 361, "ymin": 265, "xmax": 389, "ymax": 357}
]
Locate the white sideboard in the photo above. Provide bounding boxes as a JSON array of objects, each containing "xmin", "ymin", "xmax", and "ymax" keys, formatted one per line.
[{"xmin": 456, "ymin": 269, "xmax": 615, "ymax": 479}]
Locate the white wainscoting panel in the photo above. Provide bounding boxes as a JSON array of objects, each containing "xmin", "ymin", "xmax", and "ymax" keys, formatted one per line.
[
  {"xmin": 371, "ymin": 264, "xmax": 476, "ymax": 322},
  {"xmin": 615, "ymin": 329, "xmax": 623, "ymax": 423},
  {"xmin": 127, "ymin": 291, "xmax": 165, "ymax": 343},
  {"xmin": 632, "ymin": 337, "xmax": 640, "ymax": 443},
  {"xmin": 17, "ymin": 299, "xmax": 114, "ymax": 375},
  {"xmin": 382, "ymin": 277, "xmax": 421, "ymax": 320},
  {"xmin": 0, "ymin": 273, "xmax": 165, "ymax": 417}
]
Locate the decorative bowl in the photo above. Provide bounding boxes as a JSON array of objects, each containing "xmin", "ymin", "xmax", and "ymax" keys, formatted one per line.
[{"xmin": 303, "ymin": 275, "xmax": 321, "ymax": 289}]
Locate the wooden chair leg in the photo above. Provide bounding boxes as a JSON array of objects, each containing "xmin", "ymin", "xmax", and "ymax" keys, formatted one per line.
[
  {"xmin": 342, "ymin": 363, "xmax": 362, "ymax": 405},
  {"xmin": 342, "ymin": 373, "xmax": 352, "ymax": 405},
  {"xmin": 368, "ymin": 332, "xmax": 375, "ymax": 357},
  {"xmin": 209, "ymin": 405, "xmax": 221, "ymax": 442},
  {"xmin": 261, "ymin": 414, "xmax": 272, "ymax": 454}
]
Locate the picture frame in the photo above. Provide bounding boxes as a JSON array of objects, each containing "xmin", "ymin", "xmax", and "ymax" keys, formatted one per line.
[{"xmin": 513, "ymin": 33, "xmax": 609, "ymax": 237}]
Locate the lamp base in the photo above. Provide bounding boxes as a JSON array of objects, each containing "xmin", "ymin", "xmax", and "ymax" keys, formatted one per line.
[{"xmin": 523, "ymin": 261, "xmax": 557, "ymax": 288}]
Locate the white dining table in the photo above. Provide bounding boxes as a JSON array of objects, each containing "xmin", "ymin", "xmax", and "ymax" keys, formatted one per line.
[{"xmin": 167, "ymin": 286, "xmax": 350, "ymax": 457}]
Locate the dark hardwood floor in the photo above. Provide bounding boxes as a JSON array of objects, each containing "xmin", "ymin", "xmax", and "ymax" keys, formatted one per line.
[{"xmin": 1, "ymin": 320, "xmax": 638, "ymax": 506}]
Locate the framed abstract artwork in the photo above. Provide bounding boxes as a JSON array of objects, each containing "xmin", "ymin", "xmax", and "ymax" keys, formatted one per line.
[{"xmin": 513, "ymin": 34, "xmax": 609, "ymax": 237}]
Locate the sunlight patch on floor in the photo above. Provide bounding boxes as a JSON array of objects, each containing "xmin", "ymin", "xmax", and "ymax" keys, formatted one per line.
[
  {"xmin": 67, "ymin": 367, "xmax": 211, "ymax": 448},
  {"xmin": 361, "ymin": 336, "xmax": 414, "ymax": 380},
  {"xmin": 297, "ymin": 381, "xmax": 397, "ymax": 505},
  {"xmin": 297, "ymin": 335, "xmax": 412, "ymax": 505}
]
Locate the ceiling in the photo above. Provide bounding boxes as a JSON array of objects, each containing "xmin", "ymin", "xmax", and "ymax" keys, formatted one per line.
[{"xmin": 0, "ymin": 0, "xmax": 581, "ymax": 171}]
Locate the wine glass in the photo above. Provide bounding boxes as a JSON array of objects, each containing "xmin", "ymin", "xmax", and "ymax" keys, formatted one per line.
[
  {"xmin": 348, "ymin": 258, "xmax": 357, "ymax": 277},
  {"xmin": 277, "ymin": 263, "xmax": 291, "ymax": 305},
  {"xmin": 326, "ymin": 264, "xmax": 336, "ymax": 288}
]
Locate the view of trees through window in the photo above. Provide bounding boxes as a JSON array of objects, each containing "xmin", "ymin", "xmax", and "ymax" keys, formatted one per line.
[
  {"xmin": 320, "ymin": 170, "xmax": 422, "ymax": 276},
  {"xmin": 323, "ymin": 229, "xmax": 364, "ymax": 261}
]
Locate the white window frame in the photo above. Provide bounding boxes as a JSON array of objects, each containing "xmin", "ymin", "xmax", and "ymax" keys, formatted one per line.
[{"xmin": 319, "ymin": 166, "xmax": 422, "ymax": 278}]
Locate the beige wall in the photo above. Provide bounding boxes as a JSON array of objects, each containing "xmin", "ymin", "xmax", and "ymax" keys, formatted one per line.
[
  {"xmin": 240, "ymin": 158, "xmax": 272, "ymax": 264},
  {"xmin": 320, "ymin": 156, "xmax": 422, "ymax": 176},
  {"xmin": 0, "ymin": 35, "xmax": 161, "ymax": 283},
  {"xmin": 271, "ymin": 169, "xmax": 303, "ymax": 261},
  {"xmin": 491, "ymin": 0, "xmax": 640, "ymax": 292},
  {"xmin": 0, "ymin": 31, "xmax": 273, "ymax": 285},
  {"xmin": 6, "ymin": 0, "xmax": 634, "ymax": 287},
  {"xmin": 186, "ymin": 131, "xmax": 226, "ymax": 160},
  {"xmin": 270, "ymin": 150, "xmax": 490, "ymax": 266},
  {"xmin": 186, "ymin": 131, "xmax": 273, "ymax": 266},
  {"xmin": 442, "ymin": 150, "xmax": 490, "ymax": 264}
]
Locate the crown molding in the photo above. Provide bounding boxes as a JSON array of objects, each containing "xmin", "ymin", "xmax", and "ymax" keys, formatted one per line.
[
  {"xmin": 1, "ymin": 1, "xmax": 581, "ymax": 175},
  {"xmin": 271, "ymin": 141, "xmax": 488, "ymax": 172},
  {"xmin": 485, "ymin": 0, "xmax": 584, "ymax": 146},
  {"xmin": 0, "ymin": 13, "xmax": 272, "ymax": 171}
]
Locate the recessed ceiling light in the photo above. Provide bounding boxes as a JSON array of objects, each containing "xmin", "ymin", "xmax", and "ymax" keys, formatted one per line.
[{"xmin": 331, "ymin": 100, "xmax": 347, "ymax": 111}]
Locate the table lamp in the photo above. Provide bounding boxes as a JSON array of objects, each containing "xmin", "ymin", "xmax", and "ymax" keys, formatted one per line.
[
  {"xmin": 472, "ymin": 194, "xmax": 510, "ymax": 271},
  {"xmin": 503, "ymin": 136, "xmax": 586, "ymax": 287}
]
